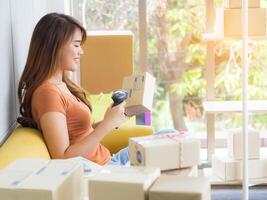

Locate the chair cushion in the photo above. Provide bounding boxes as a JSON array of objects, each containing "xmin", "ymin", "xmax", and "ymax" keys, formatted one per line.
[
  {"xmin": 0, "ymin": 127, "xmax": 50, "ymax": 169},
  {"xmin": 101, "ymin": 125, "xmax": 153, "ymax": 154},
  {"xmin": 88, "ymin": 93, "xmax": 136, "ymax": 125}
]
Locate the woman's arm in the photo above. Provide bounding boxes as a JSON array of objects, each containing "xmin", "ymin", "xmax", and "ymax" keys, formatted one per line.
[
  {"xmin": 39, "ymin": 102, "xmax": 129, "ymax": 159},
  {"xmin": 92, "ymin": 121, "xmax": 101, "ymax": 129}
]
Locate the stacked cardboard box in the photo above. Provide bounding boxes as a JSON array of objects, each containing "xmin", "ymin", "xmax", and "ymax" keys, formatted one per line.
[
  {"xmin": 86, "ymin": 165, "xmax": 210, "ymax": 200},
  {"xmin": 129, "ymin": 133, "xmax": 200, "ymax": 170},
  {"xmin": 212, "ymin": 128, "xmax": 267, "ymax": 181},
  {"xmin": 215, "ymin": 0, "xmax": 266, "ymax": 36},
  {"xmin": 228, "ymin": 128, "xmax": 260, "ymax": 160},
  {"xmin": 149, "ymin": 175, "xmax": 211, "ymax": 200},
  {"xmin": 0, "ymin": 158, "xmax": 84, "ymax": 200},
  {"xmin": 87, "ymin": 166, "xmax": 160, "ymax": 200}
]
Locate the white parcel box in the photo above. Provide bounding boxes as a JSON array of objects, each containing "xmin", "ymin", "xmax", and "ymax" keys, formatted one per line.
[
  {"xmin": 163, "ymin": 165, "xmax": 198, "ymax": 177},
  {"xmin": 123, "ymin": 72, "xmax": 155, "ymax": 116},
  {"xmin": 0, "ymin": 159, "xmax": 84, "ymax": 200},
  {"xmin": 228, "ymin": 128, "xmax": 260, "ymax": 160},
  {"xmin": 2, "ymin": 159, "xmax": 50, "ymax": 173},
  {"xmin": 88, "ymin": 166, "xmax": 160, "ymax": 200},
  {"xmin": 212, "ymin": 154, "xmax": 267, "ymax": 181},
  {"xmin": 129, "ymin": 134, "xmax": 200, "ymax": 170},
  {"xmin": 215, "ymin": 8, "xmax": 266, "ymax": 36},
  {"xmin": 224, "ymin": 0, "xmax": 260, "ymax": 8},
  {"xmin": 149, "ymin": 175, "xmax": 211, "ymax": 200}
]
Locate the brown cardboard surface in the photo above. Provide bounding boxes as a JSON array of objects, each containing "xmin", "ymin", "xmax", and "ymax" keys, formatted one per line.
[
  {"xmin": 215, "ymin": 8, "xmax": 266, "ymax": 36},
  {"xmin": 80, "ymin": 31, "xmax": 133, "ymax": 94},
  {"xmin": 224, "ymin": 0, "xmax": 260, "ymax": 8}
]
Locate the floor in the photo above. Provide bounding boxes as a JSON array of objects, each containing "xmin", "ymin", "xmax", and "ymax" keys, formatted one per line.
[
  {"xmin": 198, "ymin": 147, "xmax": 267, "ymax": 200},
  {"xmin": 211, "ymin": 185, "xmax": 267, "ymax": 200}
]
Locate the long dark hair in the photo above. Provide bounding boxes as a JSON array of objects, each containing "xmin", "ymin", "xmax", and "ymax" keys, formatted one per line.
[{"xmin": 17, "ymin": 13, "xmax": 92, "ymax": 128}]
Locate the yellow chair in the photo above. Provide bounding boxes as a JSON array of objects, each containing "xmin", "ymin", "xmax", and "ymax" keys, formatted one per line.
[
  {"xmin": 0, "ymin": 127, "xmax": 50, "ymax": 169},
  {"xmin": 0, "ymin": 124, "xmax": 153, "ymax": 169},
  {"xmin": 0, "ymin": 94, "xmax": 153, "ymax": 169}
]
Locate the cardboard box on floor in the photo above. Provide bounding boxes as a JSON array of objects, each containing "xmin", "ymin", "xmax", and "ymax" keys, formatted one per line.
[
  {"xmin": 163, "ymin": 165, "xmax": 198, "ymax": 177},
  {"xmin": 149, "ymin": 175, "xmax": 211, "ymax": 200},
  {"xmin": 215, "ymin": 8, "xmax": 266, "ymax": 36},
  {"xmin": 228, "ymin": 128, "xmax": 260, "ymax": 160},
  {"xmin": 87, "ymin": 166, "xmax": 160, "ymax": 200},
  {"xmin": 122, "ymin": 72, "xmax": 155, "ymax": 116},
  {"xmin": 129, "ymin": 134, "xmax": 200, "ymax": 170},
  {"xmin": 212, "ymin": 154, "xmax": 267, "ymax": 181},
  {"xmin": 224, "ymin": 0, "xmax": 260, "ymax": 9},
  {"xmin": 0, "ymin": 158, "xmax": 84, "ymax": 200}
]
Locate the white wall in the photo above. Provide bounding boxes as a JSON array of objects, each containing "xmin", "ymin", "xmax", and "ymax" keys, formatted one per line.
[
  {"xmin": 0, "ymin": 0, "xmax": 68, "ymax": 145},
  {"xmin": 0, "ymin": 0, "xmax": 17, "ymax": 144}
]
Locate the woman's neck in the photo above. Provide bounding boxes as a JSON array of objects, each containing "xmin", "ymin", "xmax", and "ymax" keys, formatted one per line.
[{"xmin": 48, "ymin": 70, "xmax": 64, "ymax": 85}]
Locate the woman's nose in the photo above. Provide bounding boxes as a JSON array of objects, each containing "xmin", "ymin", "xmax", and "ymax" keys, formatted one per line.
[{"xmin": 79, "ymin": 47, "xmax": 84, "ymax": 55}]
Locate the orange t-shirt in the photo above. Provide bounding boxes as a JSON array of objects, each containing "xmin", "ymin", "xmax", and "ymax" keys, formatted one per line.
[{"xmin": 31, "ymin": 82, "xmax": 111, "ymax": 165}]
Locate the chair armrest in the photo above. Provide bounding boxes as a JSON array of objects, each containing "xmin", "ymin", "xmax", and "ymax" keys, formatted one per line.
[
  {"xmin": 0, "ymin": 127, "xmax": 50, "ymax": 169},
  {"xmin": 101, "ymin": 125, "xmax": 154, "ymax": 154},
  {"xmin": 0, "ymin": 125, "xmax": 154, "ymax": 169}
]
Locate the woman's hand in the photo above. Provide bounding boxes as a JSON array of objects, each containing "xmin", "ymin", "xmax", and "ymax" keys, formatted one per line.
[{"xmin": 103, "ymin": 101, "xmax": 129, "ymax": 129}]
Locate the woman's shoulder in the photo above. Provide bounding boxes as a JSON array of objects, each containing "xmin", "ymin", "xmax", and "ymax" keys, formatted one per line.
[
  {"xmin": 31, "ymin": 81, "xmax": 68, "ymax": 119},
  {"xmin": 33, "ymin": 81, "xmax": 63, "ymax": 100}
]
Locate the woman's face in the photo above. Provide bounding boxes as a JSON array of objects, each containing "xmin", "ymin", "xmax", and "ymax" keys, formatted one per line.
[{"xmin": 59, "ymin": 28, "xmax": 84, "ymax": 72}]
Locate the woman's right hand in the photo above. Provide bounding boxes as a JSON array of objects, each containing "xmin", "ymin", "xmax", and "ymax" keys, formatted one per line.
[{"xmin": 103, "ymin": 101, "xmax": 129, "ymax": 129}]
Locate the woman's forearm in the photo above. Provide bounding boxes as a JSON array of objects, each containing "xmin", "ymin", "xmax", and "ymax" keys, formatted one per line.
[
  {"xmin": 92, "ymin": 120, "xmax": 102, "ymax": 129},
  {"xmin": 63, "ymin": 119, "xmax": 113, "ymax": 158}
]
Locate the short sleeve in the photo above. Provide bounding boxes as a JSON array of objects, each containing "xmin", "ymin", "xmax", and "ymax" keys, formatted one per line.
[{"xmin": 32, "ymin": 86, "xmax": 67, "ymax": 121}]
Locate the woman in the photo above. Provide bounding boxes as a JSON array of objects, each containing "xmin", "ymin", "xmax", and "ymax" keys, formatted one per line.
[{"xmin": 17, "ymin": 13, "xmax": 129, "ymax": 165}]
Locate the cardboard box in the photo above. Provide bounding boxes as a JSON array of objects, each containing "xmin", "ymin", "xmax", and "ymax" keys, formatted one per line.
[
  {"xmin": 81, "ymin": 157, "xmax": 103, "ymax": 199},
  {"xmin": 163, "ymin": 165, "xmax": 198, "ymax": 177},
  {"xmin": 224, "ymin": 0, "xmax": 260, "ymax": 8},
  {"xmin": 212, "ymin": 154, "xmax": 267, "ymax": 181},
  {"xmin": 123, "ymin": 72, "xmax": 155, "ymax": 116},
  {"xmin": 87, "ymin": 166, "xmax": 160, "ymax": 200},
  {"xmin": 149, "ymin": 175, "xmax": 210, "ymax": 200},
  {"xmin": 129, "ymin": 134, "xmax": 200, "ymax": 170},
  {"xmin": 215, "ymin": 8, "xmax": 266, "ymax": 36},
  {"xmin": 0, "ymin": 159, "xmax": 84, "ymax": 200},
  {"xmin": 228, "ymin": 128, "xmax": 260, "ymax": 160},
  {"xmin": 3, "ymin": 159, "xmax": 49, "ymax": 173}
]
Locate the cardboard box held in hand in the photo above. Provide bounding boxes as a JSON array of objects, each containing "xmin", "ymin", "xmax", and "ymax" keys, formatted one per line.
[{"xmin": 122, "ymin": 72, "xmax": 155, "ymax": 116}]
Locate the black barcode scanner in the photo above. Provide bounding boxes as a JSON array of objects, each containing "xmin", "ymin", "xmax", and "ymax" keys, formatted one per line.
[{"xmin": 111, "ymin": 90, "xmax": 128, "ymax": 107}]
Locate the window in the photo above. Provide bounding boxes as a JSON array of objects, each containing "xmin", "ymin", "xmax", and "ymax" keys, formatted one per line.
[{"xmin": 71, "ymin": 0, "xmax": 267, "ymax": 157}]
